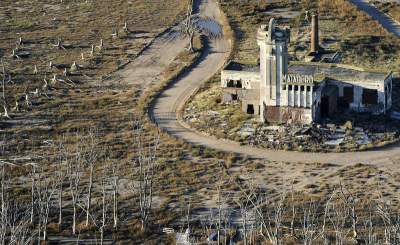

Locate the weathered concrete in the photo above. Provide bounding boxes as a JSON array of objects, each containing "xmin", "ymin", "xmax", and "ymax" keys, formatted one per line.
[
  {"xmin": 311, "ymin": 14, "xmax": 319, "ymax": 53},
  {"xmin": 220, "ymin": 18, "xmax": 392, "ymax": 123}
]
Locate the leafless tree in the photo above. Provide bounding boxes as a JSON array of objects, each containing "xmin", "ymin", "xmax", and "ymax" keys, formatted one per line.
[
  {"xmin": 0, "ymin": 162, "xmax": 7, "ymax": 244},
  {"xmin": 57, "ymin": 140, "xmax": 67, "ymax": 226},
  {"xmin": 321, "ymin": 191, "xmax": 334, "ymax": 245},
  {"xmin": 7, "ymin": 203, "xmax": 34, "ymax": 245},
  {"xmin": 27, "ymin": 163, "xmax": 37, "ymax": 225},
  {"xmin": 111, "ymin": 160, "xmax": 119, "ymax": 229},
  {"xmin": 184, "ymin": 0, "xmax": 195, "ymax": 52},
  {"xmin": 132, "ymin": 118, "xmax": 160, "ymax": 230},
  {"xmin": 339, "ymin": 183, "xmax": 359, "ymax": 241},
  {"xmin": 35, "ymin": 167, "xmax": 56, "ymax": 241},
  {"xmin": 91, "ymin": 165, "xmax": 110, "ymax": 245},
  {"xmin": 100, "ymin": 172, "xmax": 108, "ymax": 245},
  {"xmin": 327, "ymin": 191, "xmax": 349, "ymax": 245},
  {"xmin": 290, "ymin": 183, "xmax": 297, "ymax": 237},
  {"xmin": 84, "ymin": 129, "xmax": 98, "ymax": 227},
  {"xmin": 68, "ymin": 147, "xmax": 83, "ymax": 235},
  {"xmin": 237, "ymin": 197, "xmax": 251, "ymax": 245},
  {"xmin": 376, "ymin": 195, "xmax": 400, "ymax": 244},
  {"xmin": 3, "ymin": 197, "xmax": 35, "ymax": 245},
  {"xmin": 300, "ymin": 201, "xmax": 319, "ymax": 245},
  {"xmin": 1, "ymin": 60, "xmax": 10, "ymax": 119},
  {"xmin": 362, "ymin": 205, "xmax": 378, "ymax": 245}
]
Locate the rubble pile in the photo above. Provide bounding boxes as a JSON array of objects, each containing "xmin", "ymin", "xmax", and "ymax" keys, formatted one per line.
[
  {"xmin": 184, "ymin": 83, "xmax": 400, "ymax": 152},
  {"xmin": 240, "ymin": 122, "xmax": 398, "ymax": 152},
  {"xmin": 184, "ymin": 106, "xmax": 400, "ymax": 152}
]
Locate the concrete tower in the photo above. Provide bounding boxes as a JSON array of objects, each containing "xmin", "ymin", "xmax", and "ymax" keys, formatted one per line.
[
  {"xmin": 311, "ymin": 14, "xmax": 319, "ymax": 53},
  {"xmin": 257, "ymin": 18, "xmax": 290, "ymax": 122}
]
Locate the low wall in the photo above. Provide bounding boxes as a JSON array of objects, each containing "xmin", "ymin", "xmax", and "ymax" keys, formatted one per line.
[{"xmin": 265, "ymin": 106, "xmax": 312, "ymax": 124}]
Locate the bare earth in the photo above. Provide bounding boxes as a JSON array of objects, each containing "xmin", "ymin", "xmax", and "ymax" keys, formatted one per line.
[{"xmin": 115, "ymin": 26, "xmax": 188, "ymax": 91}]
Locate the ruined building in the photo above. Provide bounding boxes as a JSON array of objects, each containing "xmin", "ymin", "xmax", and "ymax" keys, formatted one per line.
[{"xmin": 221, "ymin": 18, "xmax": 393, "ymax": 124}]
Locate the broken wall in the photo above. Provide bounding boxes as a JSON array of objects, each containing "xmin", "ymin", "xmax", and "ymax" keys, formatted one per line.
[{"xmin": 264, "ymin": 106, "xmax": 312, "ymax": 124}]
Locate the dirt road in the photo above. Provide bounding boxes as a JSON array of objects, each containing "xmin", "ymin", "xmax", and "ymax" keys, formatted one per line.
[{"xmin": 115, "ymin": 26, "xmax": 188, "ymax": 91}]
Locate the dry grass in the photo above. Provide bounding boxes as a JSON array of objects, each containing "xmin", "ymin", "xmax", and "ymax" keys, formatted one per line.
[
  {"xmin": 219, "ymin": 0, "xmax": 400, "ymax": 70},
  {"xmin": 0, "ymin": 0, "xmax": 189, "ymax": 154},
  {"xmin": 372, "ymin": 0, "xmax": 400, "ymax": 23}
]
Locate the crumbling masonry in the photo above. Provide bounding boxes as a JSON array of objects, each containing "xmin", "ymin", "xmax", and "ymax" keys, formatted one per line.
[{"xmin": 221, "ymin": 18, "xmax": 393, "ymax": 124}]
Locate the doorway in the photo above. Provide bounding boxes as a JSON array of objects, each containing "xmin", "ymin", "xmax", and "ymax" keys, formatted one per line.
[
  {"xmin": 247, "ymin": 104, "xmax": 255, "ymax": 114},
  {"xmin": 321, "ymin": 97, "xmax": 330, "ymax": 118}
]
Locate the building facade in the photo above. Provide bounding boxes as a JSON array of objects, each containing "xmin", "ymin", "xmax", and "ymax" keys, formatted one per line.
[{"xmin": 221, "ymin": 18, "xmax": 393, "ymax": 124}]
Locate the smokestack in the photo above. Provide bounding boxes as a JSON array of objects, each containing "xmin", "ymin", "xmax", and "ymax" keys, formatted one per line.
[{"xmin": 311, "ymin": 14, "xmax": 319, "ymax": 53}]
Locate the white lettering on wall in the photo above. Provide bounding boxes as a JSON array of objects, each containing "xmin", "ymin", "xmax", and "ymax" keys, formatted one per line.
[{"xmin": 283, "ymin": 74, "xmax": 314, "ymax": 84}]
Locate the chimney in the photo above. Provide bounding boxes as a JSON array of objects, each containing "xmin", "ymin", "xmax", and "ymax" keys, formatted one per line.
[{"xmin": 311, "ymin": 14, "xmax": 319, "ymax": 53}]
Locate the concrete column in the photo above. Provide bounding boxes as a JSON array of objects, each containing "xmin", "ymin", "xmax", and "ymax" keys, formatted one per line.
[
  {"xmin": 297, "ymin": 86, "xmax": 301, "ymax": 107},
  {"xmin": 378, "ymin": 84, "xmax": 386, "ymax": 112},
  {"xmin": 311, "ymin": 14, "xmax": 319, "ymax": 53},
  {"xmin": 303, "ymin": 86, "xmax": 307, "ymax": 108},
  {"xmin": 291, "ymin": 86, "xmax": 295, "ymax": 107},
  {"xmin": 352, "ymin": 86, "xmax": 363, "ymax": 111}
]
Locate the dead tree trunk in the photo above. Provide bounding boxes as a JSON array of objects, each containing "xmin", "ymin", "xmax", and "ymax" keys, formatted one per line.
[
  {"xmin": 58, "ymin": 151, "xmax": 65, "ymax": 226},
  {"xmin": 185, "ymin": 0, "xmax": 195, "ymax": 52},
  {"xmin": 85, "ymin": 162, "xmax": 94, "ymax": 227},
  {"xmin": 111, "ymin": 161, "xmax": 119, "ymax": 229},
  {"xmin": 30, "ymin": 165, "xmax": 36, "ymax": 224},
  {"xmin": 1, "ymin": 60, "xmax": 10, "ymax": 119},
  {"xmin": 0, "ymin": 164, "xmax": 6, "ymax": 245},
  {"xmin": 85, "ymin": 129, "xmax": 98, "ymax": 227},
  {"xmin": 132, "ymin": 118, "xmax": 160, "ymax": 231},
  {"xmin": 99, "ymin": 166, "xmax": 108, "ymax": 245},
  {"xmin": 35, "ymin": 168, "xmax": 56, "ymax": 242},
  {"xmin": 68, "ymin": 152, "xmax": 82, "ymax": 235}
]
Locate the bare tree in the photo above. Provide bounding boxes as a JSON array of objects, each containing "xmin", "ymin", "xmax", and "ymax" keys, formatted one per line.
[
  {"xmin": 68, "ymin": 148, "xmax": 83, "ymax": 235},
  {"xmin": 300, "ymin": 201, "xmax": 319, "ymax": 245},
  {"xmin": 57, "ymin": 140, "xmax": 67, "ymax": 226},
  {"xmin": 327, "ymin": 191, "xmax": 349, "ymax": 245},
  {"xmin": 184, "ymin": 0, "xmax": 195, "ymax": 52},
  {"xmin": 376, "ymin": 195, "xmax": 400, "ymax": 245},
  {"xmin": 111, "ymin": 160, "xmax": 119, "ymax": 229},
  {"xmin": 100, "ymin": 172, "xmax": 108, "ymax": 245},
  {"xmin": 132, "ymin": 118, "xmax": 160, "ymax": 230},
  {"xmin": 362, "ymin": 205, "xmax": 378, "ymax": 245},
  {"xmin": 0, "ymin": 162, "xmax": 7, "ymax": 244},
  {"xmin": 6, "ymin": 202, "xmax": 34, "ymax": 245},
  {"xmin": 1, "ymin": 60, "xmax": 10, "ymax": 119},
  {"xmin": 339, "ymin": 183, "xmax": 359, "ymax": 241},
  {"xmin": 237, "ymin": 197, "xmax": 251, "ymax": 245},
  {"xmin": 35, "ymin": 167, "xmax": 56, "ymax": 241},
  {"xmin": 27, "ymin": 163, "xmax": 37, "ymax": 225},
  {"xmin": 84, "ymin": 129, "xmax": 98, "ymax": 227}
]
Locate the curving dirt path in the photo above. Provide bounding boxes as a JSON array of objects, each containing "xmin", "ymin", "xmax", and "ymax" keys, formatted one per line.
[{"xmin": 149, "ymin": 0, "xmax": 400, "ymax": 165}]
